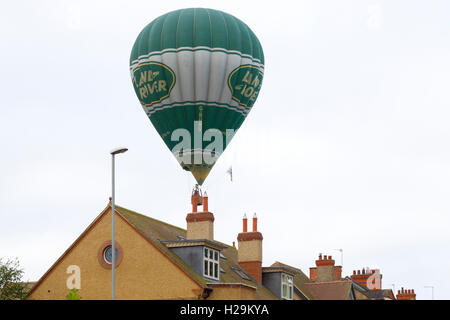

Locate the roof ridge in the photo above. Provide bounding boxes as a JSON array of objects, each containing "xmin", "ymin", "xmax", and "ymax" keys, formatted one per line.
[{"xmin": 270, "ymin": 261, "xmax": 301, "ymax": 271}]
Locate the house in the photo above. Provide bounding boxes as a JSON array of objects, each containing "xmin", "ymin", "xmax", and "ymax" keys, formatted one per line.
[{"xmin": 27, "ymin": 188, "xmax": 415, "ymax": 300}]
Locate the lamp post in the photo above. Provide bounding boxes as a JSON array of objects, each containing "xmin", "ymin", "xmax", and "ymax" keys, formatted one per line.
[{"xmin": 110, "ymin": 147, "xmax": 128, "ymax": 300}]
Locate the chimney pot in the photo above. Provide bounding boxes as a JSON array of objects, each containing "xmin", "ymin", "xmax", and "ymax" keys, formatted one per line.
[
  {"xmin": 243, "ymin": 214, "xmax": 248, "ymax": 232},
  {"xmin": 357, "ymin": 270, "xmax": 361, "ymax": 275},
  {"xmin": 319, "ymin": 253, "xmax": 322, "ymax": 260},
  {"xmin": 353, "ymin": 270, "xmax": 356, "ymax": 275},
  {"xmin": 324, "ymin": 255, "xmax": 327, "ymax": 260},
  {"xmin": 203, "ymin": 194, "xmax": 209, "ymax": 212},
  {"xmin": 412, "ymin": 289, "xmax": 415, "ymax": 294},
  {"xmin": 329, "ymin": 255, "xmax": 332, "ymax": 260},
  {"xmin": 191, "ymin": 194, "xmax": 198, "ymax": 212},
  {"xmin": 253, "ymin": 213, "xmax": 258, "ymax": 232}
]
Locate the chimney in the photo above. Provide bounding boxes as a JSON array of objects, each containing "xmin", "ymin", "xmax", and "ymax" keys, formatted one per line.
[
  {"xmin": 186, "ymin": 186, "xmax": 214, "ymax": 240},
  {"xmin": 309, "ymin": 254, "xmax": 342, "ymax": 282},
  {"xmin": 203, "ymin": 192, "xmax": 208, "ymax": 212},
  {"xmin": 350, "ymin": 268, "xmax": 382, "ymax": 290},
  {"xmin": 396, "ymin": 288, "xmax": 416, "ymax": 300},
  {"xmin": 237, "ymin": 213, "xmax": 263, "ymax": 283}
]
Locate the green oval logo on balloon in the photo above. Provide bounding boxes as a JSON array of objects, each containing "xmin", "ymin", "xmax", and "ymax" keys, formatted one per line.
[
  {"xmin": 132, "ymin": 62, "xmax": 176, "ymax": 106},
  {"xmin": 130, "ymin": 8, "xmax": 265, "ymax": 185},
  {"xmin": 228, "ymin": 65, "xmax": 264, "ymax": 109}
]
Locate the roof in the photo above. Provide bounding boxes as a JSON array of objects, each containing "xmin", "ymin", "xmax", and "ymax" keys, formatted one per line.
[
  {"xmin": 115, "ymin": 205, "xmax": 277, "ymax": 300},
  {"xmin": 344, "ymin": 276, "xmax": 395, "ymax": 300},
  {"xmin": 358, "ymin": 288, "xmax": 395, "ymax": 300},
  {"xmin": 262, "ymin": 266, "xmax": 297, "ymax": 276},
  {"xmin": 269, "ymin": 261, "xmax": 314, "ymax": 300},
  {"xmin": 304, "ymin": 280, "xmax": 355, "ymax": 300}
]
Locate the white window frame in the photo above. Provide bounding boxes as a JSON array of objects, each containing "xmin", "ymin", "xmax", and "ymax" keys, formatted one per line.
[
  {"xmin": 281, "ymin": 273, "xmax": 294, "ymax": 300},
  {"xmin": 203, "ymin": 247, "xmax": 220, "ymax": 280}
]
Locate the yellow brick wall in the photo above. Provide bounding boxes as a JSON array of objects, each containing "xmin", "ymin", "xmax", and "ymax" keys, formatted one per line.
[
  {"xmin": 28, "ymin": 208, "xmax": 202, "ymax": 300},
  {"xmin": 186, "ymin": 220, "xmax": 214, "ymax": 240},
  {"xmin": 237, "ymin": 240, "xmax": 262, "ymax": 262}
]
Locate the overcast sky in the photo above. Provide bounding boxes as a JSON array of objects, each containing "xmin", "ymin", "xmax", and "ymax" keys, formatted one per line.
[{"xmin": 1, "ymin": 0, "xmax": 449, "ymax": 300}]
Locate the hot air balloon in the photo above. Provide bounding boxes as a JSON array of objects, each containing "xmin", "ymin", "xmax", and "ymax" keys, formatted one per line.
[{"xmin": 130, "ymin": 8, "xmax": 264, "ymax": 185}]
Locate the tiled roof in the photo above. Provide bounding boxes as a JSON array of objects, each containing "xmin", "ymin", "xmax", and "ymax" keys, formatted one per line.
[
  {"xmin": 360, "ymin": 289, "xmax": 395, "ymax": 300},
  {"xmin": 304, "ymin": 280, "xmax": 355, "ymax": 300},
  {"xmin": 115, "ymin": 205, "xmax": 278, "ymax": 300}
]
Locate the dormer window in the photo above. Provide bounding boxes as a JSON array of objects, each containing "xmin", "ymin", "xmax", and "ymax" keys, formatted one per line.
[
  {"xmin": 162, "ymin": 239, "xmax": 226, "ymax": 281},
  {"xmin": 204, "ymin": 247, "xmax": 219, "ymax": 280},
  {"xmin": 281, "ymin": 273, "xmax": 294, "ymax": 300}
]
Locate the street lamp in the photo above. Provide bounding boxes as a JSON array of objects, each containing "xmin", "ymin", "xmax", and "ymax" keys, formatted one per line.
[{"xmin": 110, "ymin": 147, "xmax": 128, "ymax": 300}]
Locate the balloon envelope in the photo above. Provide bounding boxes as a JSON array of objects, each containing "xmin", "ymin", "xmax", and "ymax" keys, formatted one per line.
[{"xmin": 130, "ymin": 8, "xmax": 264, "ymax": 185}]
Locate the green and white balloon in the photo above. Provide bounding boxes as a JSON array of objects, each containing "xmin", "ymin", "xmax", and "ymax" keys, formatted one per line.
[{"xmin": 130, "ymin": 8, "xmax": 264, "ymax": 185}]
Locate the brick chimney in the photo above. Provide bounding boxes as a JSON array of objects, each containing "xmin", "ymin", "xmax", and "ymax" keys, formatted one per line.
[
  {"xmin": 237, "ymin": 213, "xmax": 263, "ymax": 283},
  {"xmin": 186, "ymin": 187, "xmax": 214, "ymax": 240},
  {"xmin": 309, "ymin": 254, "xmax": 342, "ymax": 282},
  {"xmin": 396, "ymin": 288, "xmax": 416, "ymax": 300},
  {"xmin": 350, "ymin": 268, "xmax": 382, "ymax": 290}
]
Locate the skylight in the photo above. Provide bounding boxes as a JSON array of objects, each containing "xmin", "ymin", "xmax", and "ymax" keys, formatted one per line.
[{"xmin": 232, "ymin": 267, "xmax": 252, "ymax": 281}]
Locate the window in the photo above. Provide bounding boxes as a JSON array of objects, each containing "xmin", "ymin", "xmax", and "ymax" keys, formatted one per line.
[
  {"xmin": 281, "ymin": 274, "xmax": 294, "ymax": 300},
  {"xmin": 203, "ymin": 247, "xmax": 220, "ymax": 280},
  {"xmin": 103, "ymin": 245, "xmax": 119, "ymax": 264},
  {"xmin": 231, "ymin": 267, "xmax": 252, "ymax": 281},
  {"xmin": 98, "ymin": 241, "xmax": 123, "ymax": 269}
]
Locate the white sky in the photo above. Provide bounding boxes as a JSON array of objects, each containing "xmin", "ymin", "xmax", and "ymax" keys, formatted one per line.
[{"xmin": 1, "ymin": 0, "xmax": 449, "ymax": 300}]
